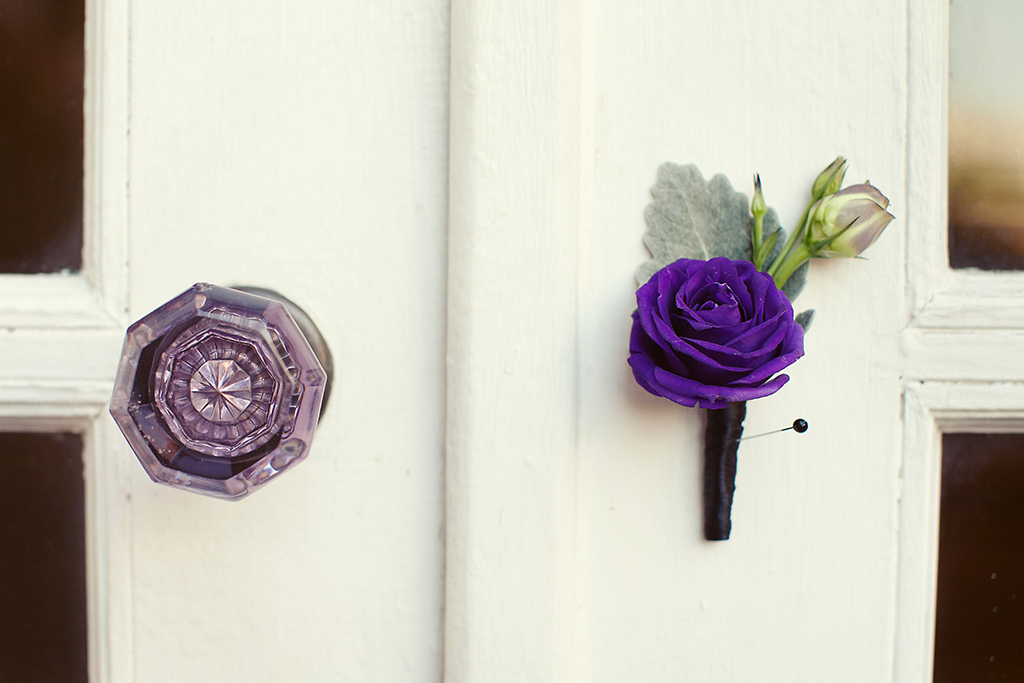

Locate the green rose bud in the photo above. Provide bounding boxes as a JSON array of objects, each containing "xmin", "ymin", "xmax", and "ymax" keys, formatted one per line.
[
  {"xmin": 805, "ymin": 182, "xmax": 894, "ymax": 258},
  {"xmin": 811, "ymin": 156, "xmax": 847, "ymax": 201}
]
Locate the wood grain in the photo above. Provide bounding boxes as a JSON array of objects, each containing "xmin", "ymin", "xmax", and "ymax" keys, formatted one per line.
[
  {"xmin": 447, "ymin": 0, "xmax": 581, "ymax": 679},
  {"xmin": 124, "ymin": 1, "xmax": 449, "ymax": 681}
]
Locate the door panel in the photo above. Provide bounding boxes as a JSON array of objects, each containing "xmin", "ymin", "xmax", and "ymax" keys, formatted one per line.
[
  {"xmin": 446, "ymin": 0, "xmax": 908, "ymax": 681},
  {"xmin": 118, "ymin": 2, "xmax": 448, "ymax": 680},
  {"xmin": 575, "ymin": 3, "xmax": 905, "ymax": 681},
  {"xmin": 3, "ymin": 0, "xmax": 982, "ymax": 679}
]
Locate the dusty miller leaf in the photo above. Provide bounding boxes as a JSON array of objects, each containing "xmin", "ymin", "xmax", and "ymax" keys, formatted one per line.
[
  {"xmin": 795, "ymin": 309, "xmax": 815, "ymax": 332},
  {"xmin": 637, "ymin": 163, "xmax": 757, "ymax": 283},
  {"xmin": 637, "ymin": 162, "xmax": 808, "ymax": 303}
]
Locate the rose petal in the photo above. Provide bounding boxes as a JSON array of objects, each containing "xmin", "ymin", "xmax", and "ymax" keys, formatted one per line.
[
  {"xmin": 631, "ymin": 310, "xmax": 689, "ymax": 377},
  {"xmin": 629, "ymin": 257, "xmax": 804, "ymax": 408},
  {"xmin": 647, "ymin": 363, "xmax": 791, "ymax": 408}
]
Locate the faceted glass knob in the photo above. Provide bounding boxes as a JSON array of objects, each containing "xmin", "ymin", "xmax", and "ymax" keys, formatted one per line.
[{"xmin": 110, "ymin": 284, "xmax": 330, "ymax": 500}]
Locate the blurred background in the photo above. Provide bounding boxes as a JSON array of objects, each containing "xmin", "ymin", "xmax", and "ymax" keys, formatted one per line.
[
  {"xmin": 0, "ymin": 0, "xmax": 83, "ymax": 273},
  {"xmin": 948, "ymin": 0, "xmax": 1024, "ymax": 269}
]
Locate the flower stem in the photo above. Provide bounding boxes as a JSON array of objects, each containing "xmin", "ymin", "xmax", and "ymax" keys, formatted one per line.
[
  {"xmin": 767, "ymin": 201, "xmax": 813, "ymax": 278},
  {"xmin": 771, "ymin": 243, "xmax": 811, "ymax": 291},
  {"xmin": 752, "ymin": 213, "xmax": 764, "ymax": 270},
  {"xmin": 703, "ymin": 401, "xmax": 746, "ymax": 541}
]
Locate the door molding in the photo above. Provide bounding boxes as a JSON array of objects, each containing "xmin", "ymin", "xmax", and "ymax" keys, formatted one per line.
[
  {"xmin": 0, "ymin": 1, "xmax": 136, "ymax": 680},
  {"xmin": 895, "ymin": 383, "xmax": 1024, "ymax": 683},
  {"xmin": 446, "ymin": 0, "xmax": 589, "ymax": 679}
]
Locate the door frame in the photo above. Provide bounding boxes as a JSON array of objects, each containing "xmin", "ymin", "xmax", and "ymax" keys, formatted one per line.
[
  {"xmin": 894, "ymin": 1, "xmax": 1024, "ymax": 680},
  {"xmin": 0, "ymin": 0, "xmax": 133, "ymax": 680}
]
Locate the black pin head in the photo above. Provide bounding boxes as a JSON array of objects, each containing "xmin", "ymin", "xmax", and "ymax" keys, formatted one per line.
[{"xmin": 736, "ymin": 417, "xmax": 810, "ymax": 442}]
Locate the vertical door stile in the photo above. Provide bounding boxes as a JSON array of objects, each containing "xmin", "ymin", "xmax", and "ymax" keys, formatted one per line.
[
  {"xmin": 86, "ymin": 0, "xmax": 132, "ymax": 322},
  {"xmin": 446, "ymin": 0, "xmax": 585, "ymax": 679},
  {"xmin": 86, "ymin": 0, "xmax": 134, "ymax": 680},
  {"xmin": 904, "ymin": 0, "xmax": 949, "ymax": 320}
]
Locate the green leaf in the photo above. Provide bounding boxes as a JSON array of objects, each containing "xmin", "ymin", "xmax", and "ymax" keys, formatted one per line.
[
  {"xmin": 637, "ymin": 162, "xmax": 808, "ymax": 303},
  {"xmin": 795, "ymin": 309, "xmax": 815, "ymax": 332}
]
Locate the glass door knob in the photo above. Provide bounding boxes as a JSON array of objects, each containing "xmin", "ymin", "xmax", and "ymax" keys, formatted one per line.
[{"xmin": 110, "ymin": 284, "xmax": 332, "ymax": 500}]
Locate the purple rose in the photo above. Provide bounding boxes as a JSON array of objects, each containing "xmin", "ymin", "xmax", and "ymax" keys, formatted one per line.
[{"xmin": 629, "ymin": 257, "xmax": 804, "ymax": 409}]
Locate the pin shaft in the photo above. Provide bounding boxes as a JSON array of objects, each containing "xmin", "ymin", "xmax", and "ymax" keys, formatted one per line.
[{"xmin": 736, "ymin": 418, "xmax": 808, "ymax": 442}]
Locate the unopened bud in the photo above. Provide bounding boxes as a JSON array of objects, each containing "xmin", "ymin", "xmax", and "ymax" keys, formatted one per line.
[
  {"xmin": 811, "ymin": 156, "xmax": 847, "ymax": 201},
  {"xmin": 806, "ymin": 182, "xmax": 894, "ymax": 258},
  {"xmin": 751, "ymin": 174, "xmax": 766, "ymax": 218}
]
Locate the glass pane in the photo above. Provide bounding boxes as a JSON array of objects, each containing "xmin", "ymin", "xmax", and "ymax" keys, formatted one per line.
[
  {"xmin": 0, "ymin": 432, "xmax": 87, "ymax": 682},
  {"xmin": 948, "ymin": 0, "xmax": 1024, "ymax": 270},
  {"xmin": 934, "ymin": 434, "xmax": 1024, "ymax": 681},
  {"xmin": 0, "ymin": 0, "xmax": 84, "ymax": 273}
]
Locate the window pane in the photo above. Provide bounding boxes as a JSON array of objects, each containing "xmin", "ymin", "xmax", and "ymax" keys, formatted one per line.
[
  {"xmin": 948, "ymin": 0, "xmax": 1024, "ymax": 270},
  {"xmin": 0, "ymin": 432, "xmax": 87, "ymax": 683},
  {"xmin": 0, "ymin": 0, "xmax": 84, "ymax": 273},
  {"xmin": 934, "ymin": 434, "xmax": 1024, "ymax": 681}
]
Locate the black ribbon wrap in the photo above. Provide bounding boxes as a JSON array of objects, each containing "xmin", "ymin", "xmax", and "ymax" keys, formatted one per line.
[{"xmin": 702, "ymin": 401, "xmax": 746, "ymax": 541}]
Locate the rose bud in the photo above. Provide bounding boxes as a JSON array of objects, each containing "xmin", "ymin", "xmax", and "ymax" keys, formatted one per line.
[
  {"xmin": 806, "ymin": 182, "xmax": 894, "ymax": 258},
  {"xmin": 811, "ymin": 156, "xmax": 847, "ymax": 200}
]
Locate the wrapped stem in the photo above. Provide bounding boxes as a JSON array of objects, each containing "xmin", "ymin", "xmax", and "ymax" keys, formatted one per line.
[{"xmin": 702, "ymin": 401, "xmax": 746, "ymax": 541}]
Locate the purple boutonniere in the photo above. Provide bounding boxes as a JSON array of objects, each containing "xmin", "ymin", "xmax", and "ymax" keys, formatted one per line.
[{"xmin": 631, "ymin": 158, "xmax": 893, "ymax": 540}]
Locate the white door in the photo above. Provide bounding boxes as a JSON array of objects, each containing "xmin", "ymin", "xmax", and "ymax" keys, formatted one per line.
[
  {"xmin": 4, "ymin": 0, "xmax": 1008, "ymax": 681},
  {"xmin": 4, "ymin": 0, "xmax": 447, "ymax": 681},
  {"xmin": 446, "ymin": 1, "xmax": 998, "ymax": 682}
]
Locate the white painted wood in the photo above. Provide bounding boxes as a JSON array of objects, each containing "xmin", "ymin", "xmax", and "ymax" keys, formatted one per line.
[
  {"xmin": 446, "ymin": 0, "xmax": 582, "ymax": 680},
  {"xmin": 0, "ymin": 275, "xmax": 114, "ymax": 328},
  {"xmin": 893, "ymin": 385, "xmax": 942, "ymax": 683},
  {"xmin": 86, "ymin": 416, "xmax": 134, "ymax": 683},
  {"xmin": 119, "ymin": 1, "xmax": 449, "ymax": 681},
  {"xmin": 6, "ymin": 0, "xmax": 1020, "ymax": 680},
  {"xmin": 0, "ymin": 416, "xmax": 132, "ymax": 683},
  {"xmin": 901, "ymin": 329, "xmax": 1024, "ymax": 381},
  {"xmin": 894, "ymin": 383, "xmax": 1024, "ymax": 683},
  {"xmin": 86, "ymin": 0, "xmax": 134, "ymax": 677},
  {"xmin": 905, "ymin": 0, "xmax": 949, "ymax": 323},
  {"xmin": 894, "ymin": 2, "xmax": 1024, "ymax": 681},
  {"xmin": 0, "ymin": 2, "xmax": 133, "ymax": 682},
  {"xmin": 0, "ymin": 0, "xmax": 130, "ymax": 332},
  {"xmin": 9, "ymin": 0, "xmax": 446, "ymax": 681},
  {"xmin": 573, "ymin": 2, "xmax": 906, "ymax": 681},
  {"xmin": 84, "ymin": 0, "xmax": 131, "ymax": 325},
  {"xmin": 0, "ymin": 329, "xmax": 122, "ymax": 386},
  {"xmin": 445, "ymin": 0, "xmax": 1010, "ymax": 680},
  {"xmin": 909, "ymin": 275, "xmax": 1024, "ymax": 328}
]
